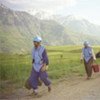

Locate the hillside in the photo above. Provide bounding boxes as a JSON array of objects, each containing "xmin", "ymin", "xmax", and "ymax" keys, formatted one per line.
[
  {"xmin": 53, "ymin": 15, "xmax": 100, "ymax": 36},
  {"xmin": 0, "ymin": 4, "xmax": 70, "ymax": 53},
  {"xmin": 0, "ymin": 4, "xmax": 100, "ymax": 54}
]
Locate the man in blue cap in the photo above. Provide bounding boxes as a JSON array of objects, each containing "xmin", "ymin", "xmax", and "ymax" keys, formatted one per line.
[
  {"xmin": 29, "ymin": 36, "xmax": 51, "ymax": 95},
  {"xmin": 81, "ymin": 41, "xmax": 96, "ymax": 79}
]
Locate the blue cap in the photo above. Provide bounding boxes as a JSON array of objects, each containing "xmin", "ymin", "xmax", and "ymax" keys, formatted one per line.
[
  {"xmin": 33, "ymin": 36, "xmax": 42, "ymax": 42},
  {"xmin": 84, "ymin": 41, "xmax": 90, "ymax": 46}
]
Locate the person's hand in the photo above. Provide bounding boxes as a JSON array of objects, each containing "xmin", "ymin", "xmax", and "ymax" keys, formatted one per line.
[
  {"xmin": 80, "ymin": 59, "xmax": 83, "ymax": 63},
  {"xmin": 93, "ymin": 57, "xmax": 96, "ymax": 61},
  {"xmin": 41, "ymin": 66, "xmax": 46, "ymax": 72},
  {"xmin": 41, "ymin": 64, "xmax": 46, "ymax": 72}
]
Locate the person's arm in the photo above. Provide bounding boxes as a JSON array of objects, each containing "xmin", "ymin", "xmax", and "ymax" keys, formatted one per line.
[
  {"xmin": 80, "ymin": 49, "xmax": 84, "ymax": 61},
  {"xmin": 41, "ymin": 49, "xmax": 49, "ymax": 72},
  {"xmin": 42, "ymin": 49, "xmax": 49, "ymax": 65},
  {"xmin": 92, "ymin": 49, "xmax": 96, "ymax": 60},
  {"xmin": 32, "ymin": 48, "xmax": 34, "ymax": 64},
  {"xmin": 81, "ymin": 53, "xmax": 84, "ymax": 60}
]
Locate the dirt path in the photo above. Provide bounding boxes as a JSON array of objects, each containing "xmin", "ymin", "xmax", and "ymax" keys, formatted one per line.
[{"xmin": 1, "ymin": 74, "xmax": 100, "ymax": 100}]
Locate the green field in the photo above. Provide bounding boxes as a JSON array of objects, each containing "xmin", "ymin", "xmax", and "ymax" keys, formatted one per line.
[{"xmin": 0, "ymin": 46, "xmax": 100, "ymax": 91}]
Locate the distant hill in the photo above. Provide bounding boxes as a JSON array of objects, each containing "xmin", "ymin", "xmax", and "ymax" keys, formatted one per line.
[
  {"xmin": 0, "ymin": 4, "xmax": 100, "ymax": 54},
  {"xmin": 53, "ymin": 15, "xmax": 100, "ymax": 36}
]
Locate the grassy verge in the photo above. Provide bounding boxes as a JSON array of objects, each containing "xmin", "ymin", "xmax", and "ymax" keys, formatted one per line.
[{"xmin": 0, "ymin": 46, "xmax": 100, "ymax": 92}]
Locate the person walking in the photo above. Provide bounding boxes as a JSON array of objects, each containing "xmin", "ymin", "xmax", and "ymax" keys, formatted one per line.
[
  {"xmin": 81, "ymin": 41, "xmax": 96, "ymax": 79},
  {"xmin": 29, "ymin": 36, "xmax": 51, "ymax": 95}
]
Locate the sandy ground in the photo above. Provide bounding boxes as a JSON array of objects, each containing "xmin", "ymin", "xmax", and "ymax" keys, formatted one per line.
[{"xmin": 0, "ymin": 73, "xmax": 100, "ymax": 100}]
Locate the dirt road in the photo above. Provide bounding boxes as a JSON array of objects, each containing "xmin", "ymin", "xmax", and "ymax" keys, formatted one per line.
[{"xmin": 1, "ymin": 74, "xmax": 100, "ymax": 100}]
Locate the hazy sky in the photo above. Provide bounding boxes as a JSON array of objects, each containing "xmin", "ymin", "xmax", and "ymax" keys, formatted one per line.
[{"xmin": 0, "ymin": 0, "xmax": 100, "ymax": 25}]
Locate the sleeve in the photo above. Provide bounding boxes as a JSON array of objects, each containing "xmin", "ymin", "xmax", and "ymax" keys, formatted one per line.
[{"xmin": 42, "ymin": 49, "xmax": 49, "ymax": 65}]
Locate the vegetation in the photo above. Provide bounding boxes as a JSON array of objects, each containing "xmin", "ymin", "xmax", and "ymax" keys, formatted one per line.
[{"xmin": 0, "ymin": 46, "xmax": 100, "ymax": 91}]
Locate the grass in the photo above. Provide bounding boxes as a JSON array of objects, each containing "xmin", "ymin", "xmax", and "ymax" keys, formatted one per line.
[{"xmin": 0, "ymin": 46, "xmax": 100, "ymax": 91}]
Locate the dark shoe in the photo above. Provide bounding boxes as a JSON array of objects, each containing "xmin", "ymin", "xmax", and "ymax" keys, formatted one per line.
[{"xmin": 48, "ymin": 86, "xmax": 51, "ymax": 92}]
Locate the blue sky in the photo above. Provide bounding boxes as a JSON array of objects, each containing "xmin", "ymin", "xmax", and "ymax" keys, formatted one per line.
[{"xmin": 0, "ymin": 0, "xmax": 100, "ymax": 25}]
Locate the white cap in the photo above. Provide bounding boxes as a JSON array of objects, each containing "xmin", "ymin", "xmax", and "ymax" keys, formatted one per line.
[
  {"xmin": 84, "ymin": 41, "xmax": 90, "ymax": 46},
  {"xmin": 33, "ymin": 36, "xmax": 42, "ymax": 42}
]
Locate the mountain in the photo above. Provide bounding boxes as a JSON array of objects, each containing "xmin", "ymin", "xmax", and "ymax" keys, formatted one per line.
[
  {"xmin": 0, "ymin": 4, "xmax": 72, "ymax": 53},
  {"xmin": 53, "ymin": 15, "xmax": 100, "ymax": 36},
  {"xmin": 0, "ymin": 4, "xmax": 100, "ymax": 54},
  {"xmin": 0, "ymin": 4, "xmax": 39, "ymax": 53},
  {"xmin": 29, "ymin": 10, "xmax": 53, "ymax": 20}
]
